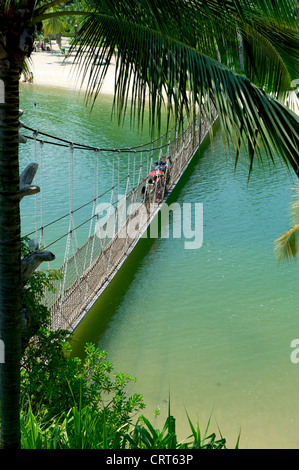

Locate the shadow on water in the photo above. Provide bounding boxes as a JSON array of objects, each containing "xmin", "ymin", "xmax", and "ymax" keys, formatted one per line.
[
  {"xmin": 70, "ymin": 126, "xmax": 215, "ymax": 358},
  {"xmin": 70, "ymin": 235, "xmax": 155, "ymax": 357}
]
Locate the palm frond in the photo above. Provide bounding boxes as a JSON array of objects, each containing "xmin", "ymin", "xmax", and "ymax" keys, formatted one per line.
[
  {"xmin": 288, "ymin": 185, "xmax": 299, "ymax": 224},
  {"xmin": 274, "ymin": 224, "xmax": 299, "ymax": 266},
  {"xmin": 71, "ymin": 1, "xmax": 298, "ymax": 177},
  {"xmin": 275, "ymin": 184, "xmax": 299, "ymax": 265}
]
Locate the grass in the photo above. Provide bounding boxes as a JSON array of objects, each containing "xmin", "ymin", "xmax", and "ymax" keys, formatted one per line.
[{"xmin": 20, "ymin": 400, "xmax": 239, "ymax": 449}]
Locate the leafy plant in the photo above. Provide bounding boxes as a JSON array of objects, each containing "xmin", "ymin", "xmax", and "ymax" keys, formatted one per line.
[
  {"xmin": 19, "ymin": 236, "xmax": 146, "ymax": 447},
  {"xmin": 19, "ymin": 241, "xmax": 232, "ymax": 450},
  {"xmin": 123, "ymin": 404, "xmax": 232, "ymax": 450},
  {"xmin": 20, "ymin": 399, "xmax": 235, "ymax": 449},
  {"xmin": 21, "ymin": 338, "xmax": 145, "ymax": 422},
  {"xmin": 21, "ymin": 236, "xmax": 63, "ymax": 341}
]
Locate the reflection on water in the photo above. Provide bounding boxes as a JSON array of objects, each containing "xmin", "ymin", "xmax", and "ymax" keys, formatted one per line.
[{"xmin": 21, "ymin": 85, "xmax": 299, "ymax": 449}]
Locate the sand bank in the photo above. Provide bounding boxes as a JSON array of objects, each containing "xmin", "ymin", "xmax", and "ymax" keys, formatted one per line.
[{"xmin": 22, "ymin": 37, "xmax": 116, "ymax": 97}]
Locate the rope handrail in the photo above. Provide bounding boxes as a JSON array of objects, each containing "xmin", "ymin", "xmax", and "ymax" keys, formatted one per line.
[
  {"xmin": 21, "ymin": 119, "xmax": 187, "ymax": 154},
  {"xmin": 22, "ymin": 118, "xmax": 194, "ymax": 242},
  {"xmin": 21, "ymin": 131, "xmax": 186, "ymax": 154},
  {"xmin": 22, "ymin": 139, "xmax": 176, "ymax": 242},
  {"xmin": 20, "ymin": 105, "xmax": 218, "ymax": 332},
  {"xmin": 43, "ymin": 182, "xmax": 140, "ymax": 250},
  {"xmin": 23, "ymin": 172, "xmax": 130, "ymax": 239},
  {"xmin": 29, "ymin": 104, "xmax": 217, "ymax": 331}
]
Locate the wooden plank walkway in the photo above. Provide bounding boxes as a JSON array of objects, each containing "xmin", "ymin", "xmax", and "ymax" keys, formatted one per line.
[{"xmin": 47, "ymin": 109, "xmax": 217, "ymax": 331}]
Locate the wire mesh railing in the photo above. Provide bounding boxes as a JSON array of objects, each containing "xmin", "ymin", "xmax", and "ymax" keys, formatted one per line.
[{"xmin": 22, "ymin": 104, "xmax": 217, "ymax": 331}]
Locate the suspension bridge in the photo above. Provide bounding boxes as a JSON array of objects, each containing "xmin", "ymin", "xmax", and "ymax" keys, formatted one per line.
[{"xmin": 21, "ymin": 105, "xmax": 217, "ymax": 332}]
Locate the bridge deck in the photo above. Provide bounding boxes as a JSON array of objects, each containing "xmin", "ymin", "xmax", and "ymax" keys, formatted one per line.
[{"xmin": 47, "ymin": 110, "xmax": 217, "ymax": 331}]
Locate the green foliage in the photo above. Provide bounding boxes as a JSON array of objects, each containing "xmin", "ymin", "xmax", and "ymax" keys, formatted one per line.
[
  {"xmin": 21, "ymin": 325, "xmax": 147, "ymax": 448},
  {"xmin": 21, "ymin": 402, "xmax": 130, "ymax": 449},
  {"xmin": 71, "ymin": 0, "xmax": 299, "ymax": 180},
  {"xmin": 21, "ymin": 339, "xmax": 145, "ymax": 426},
  {"xmin": 20, "ymin": 340, "xmax": 147, "ymax": 449},
  {"xmin": 122, "ymin": 406, "xmax": 231, "ymax": 449},
  {"xmin": 37, "ymin": 0, "xmax": 87, "ymax": 40},
  {"xmin": 20, "ymin": 236, "xmax": 146, "ymax": 448},
  {"xmin": 21, "ymin": 328, "xmax": 146, "ymax": 446},
  {"xmin": 21, "ymin": 236, "xmax": 62, "ymax": 333},
  {"xmin": 19, "ymin": 238, "xmax": 232, "ymax": 450},
  {"xmin": 20, "ymin": 400, "xmax": 232, "ymax": 449},
  {"xmin": 274, "ymin": 184, "xmax": 299, "ymax": 266}
]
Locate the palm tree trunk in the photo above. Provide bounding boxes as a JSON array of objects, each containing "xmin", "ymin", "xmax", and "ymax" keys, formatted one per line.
[
  {"xmin": 57, "ymin": 32, "xmax": 62, "ymax": 51},
  {"xmin": 0, "ymin": 60, "xmax": 22, "ymax": 449}
]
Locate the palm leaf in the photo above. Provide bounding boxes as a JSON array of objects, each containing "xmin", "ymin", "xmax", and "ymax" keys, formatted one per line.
[
  {"xmin": 26, "ymin": 0, "xmax": 299, "ymax": 175},
  {"xmin": 274, "ymin": 224, "xmax": 299, "ymax": 265},
  {"xmin": 71, "ymin": 1, "xmax": 298, "ymax": 178},
  {"xmin": 275, "ymin": 184, "xmax": 299, "ymax": 265}
]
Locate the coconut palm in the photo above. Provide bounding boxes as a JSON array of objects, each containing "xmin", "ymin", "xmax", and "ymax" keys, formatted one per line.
[
  {"xmin": 0, "ymin": 0, "xmax": 298, "ymax": 449},
  {"xmin": 42, "ymin": 1, "xmax": 85, "ymax": 51},
  {"xmin": 73, "ymin": 0, "xmax": 298, "ymax": 171},
  {"xmin": 42, "ymin": 13, "xmax": 70, "ymax": 51}
]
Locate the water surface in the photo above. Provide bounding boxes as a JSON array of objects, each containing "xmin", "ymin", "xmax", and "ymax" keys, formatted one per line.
[{"xmin": 20, "ymin": 84, "xmax": 299, "ymax": 449}]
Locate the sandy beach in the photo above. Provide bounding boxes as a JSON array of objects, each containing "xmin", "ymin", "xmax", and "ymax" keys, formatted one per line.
[{"xmin": 22, "ymin": 37, "xmax": 116, "ymax": 96}]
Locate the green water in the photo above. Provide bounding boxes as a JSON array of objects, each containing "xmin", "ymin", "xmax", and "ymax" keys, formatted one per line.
[{"xmin": 20, "ymin": 84, "xmax": 299, "ymax": 449}]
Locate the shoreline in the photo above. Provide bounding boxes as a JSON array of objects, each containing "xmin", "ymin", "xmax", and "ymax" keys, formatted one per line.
[{"xmin": 21, "ymin": 37, "xmax": 116, "ymax": 97}]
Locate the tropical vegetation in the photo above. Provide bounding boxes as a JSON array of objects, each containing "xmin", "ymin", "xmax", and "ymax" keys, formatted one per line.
[
  {"xmin": 0, "ymin": 0, "xmax": 298, "ymax": 449},
  {"xmin": 275, "ymin": 184, "xmax": 299, "ymax": 265},
  {"xmin": 19, "ymin": 239, "xmax": 230, "ymax": 449}
]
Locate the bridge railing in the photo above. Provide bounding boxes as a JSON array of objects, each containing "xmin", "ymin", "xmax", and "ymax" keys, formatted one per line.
[{"xmin": 43, "ymin": 106, "xmax": 217, "ymax": 331}]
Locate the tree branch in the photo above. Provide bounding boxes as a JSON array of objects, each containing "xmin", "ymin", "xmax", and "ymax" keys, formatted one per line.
[{"xmin": 32, "ymin": 10, "xmax": 89, "ymax": 25}]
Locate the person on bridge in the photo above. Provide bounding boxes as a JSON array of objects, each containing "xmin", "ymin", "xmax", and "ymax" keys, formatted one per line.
[
  {"xmin": 165, "ymin": 157, "xmax": 172, "ymax": 183},
  {"xmin": 146, "ymin": 178, "xmax": 155, "ymax": 193}
]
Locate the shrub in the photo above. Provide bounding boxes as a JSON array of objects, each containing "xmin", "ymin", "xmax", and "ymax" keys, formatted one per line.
[{"xmin": 19, "ymin": 237, "xmax": 232, "ymax": 449}]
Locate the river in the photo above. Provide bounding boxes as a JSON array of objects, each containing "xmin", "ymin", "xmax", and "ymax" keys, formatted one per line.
[{"xmin": 20, "ymin": 84, "xmax": 299, "ymax": 449}]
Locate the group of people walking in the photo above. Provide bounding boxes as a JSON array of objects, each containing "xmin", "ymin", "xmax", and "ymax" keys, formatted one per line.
[
  {"xmin": 33, "ymin": 41, "xmax": 51, "ymax": 52},
  {"xmin": 140, "ymin": 157, "xmax": 172, "ymax": 203}
]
